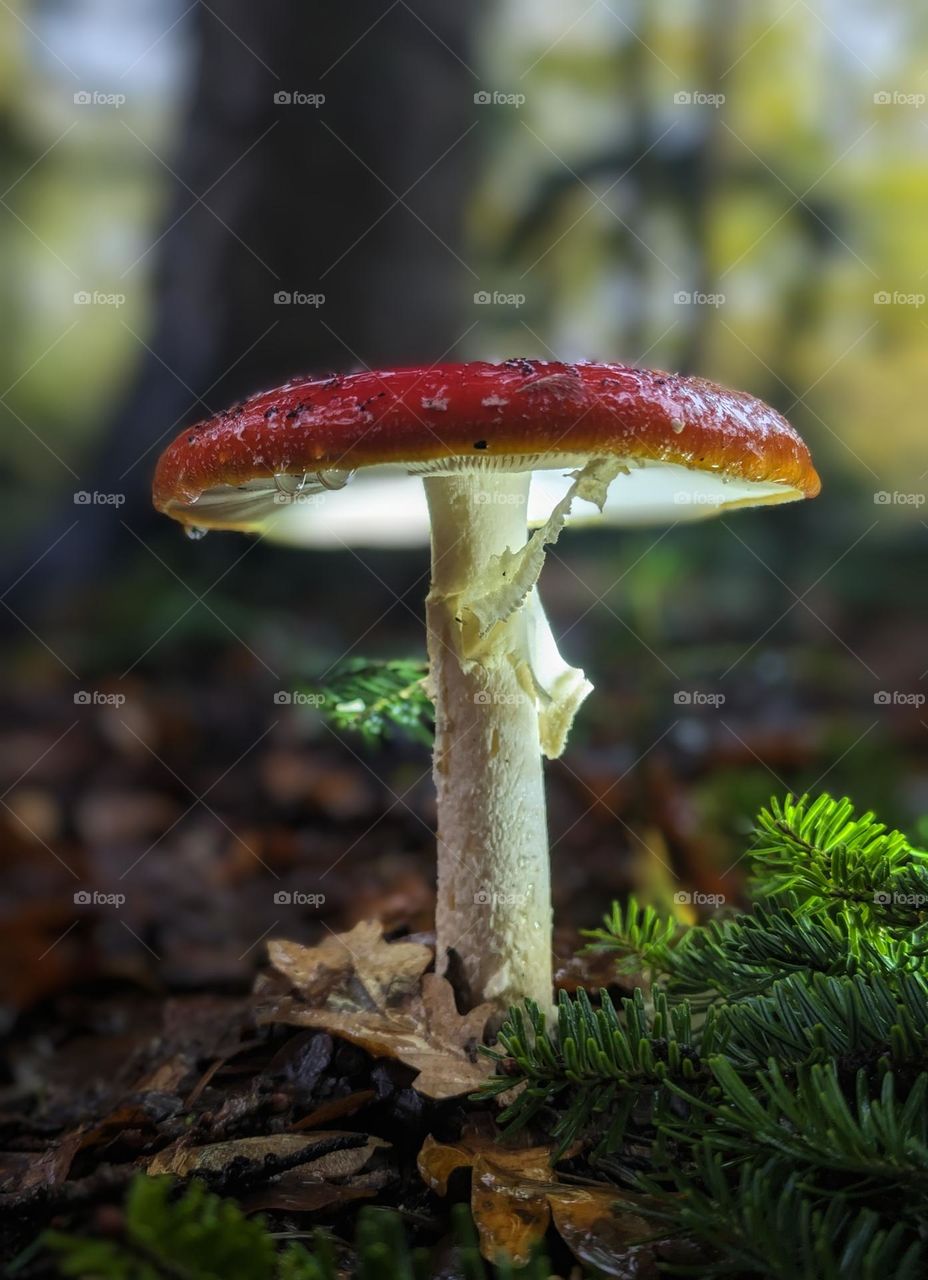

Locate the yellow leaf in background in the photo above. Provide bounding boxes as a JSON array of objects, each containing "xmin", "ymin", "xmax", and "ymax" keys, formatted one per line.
[{"xmin": 418, "ymin": 1132, "xmax": 658, "ymax": 1274}]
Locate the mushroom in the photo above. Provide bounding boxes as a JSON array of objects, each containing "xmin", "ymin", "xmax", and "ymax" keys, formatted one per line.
[{"xmin": 153, "ymin": 359, "xmax": 819, "ymax": 1012}]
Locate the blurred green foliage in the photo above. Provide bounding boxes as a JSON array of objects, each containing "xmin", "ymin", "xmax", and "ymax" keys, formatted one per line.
[{"xmin": 2, "ymin": 2, "xmax": 927, "ymax": 503}]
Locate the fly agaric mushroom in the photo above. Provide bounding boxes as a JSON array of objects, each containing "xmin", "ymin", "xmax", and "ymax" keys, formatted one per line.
[{"xmin": 153, "ymin": 359, "xmax": 819, "ymax": 1012}]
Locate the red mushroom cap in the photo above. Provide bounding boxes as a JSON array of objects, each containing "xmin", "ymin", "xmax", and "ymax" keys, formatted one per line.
[{"xmin": 152, "ymin": 360, "xmax": 819, "ymax": 544}]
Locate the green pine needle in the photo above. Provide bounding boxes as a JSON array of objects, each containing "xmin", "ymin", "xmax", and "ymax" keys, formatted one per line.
[
  {"xmin": 481, "ymin": 792, "xmax": 928, "ymax": 1279},
  {"xmin": 311, "ymin": 658, "xmax": 433, "ymax": 746}
]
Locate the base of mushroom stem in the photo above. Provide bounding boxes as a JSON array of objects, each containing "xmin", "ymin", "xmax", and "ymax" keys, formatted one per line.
[
  {"xmin": 430, "ymin": 648, "xmax": 554, "ymax": 1013},
  {"xmin": 424, "ymin": 471, "xmax": 554, "ymax": 1015}
]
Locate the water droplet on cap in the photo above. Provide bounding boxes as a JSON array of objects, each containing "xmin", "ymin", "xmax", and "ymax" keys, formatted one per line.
[
  {"xmin": 185, "ymin": 525, "xmax": 208, "ymax": 541},
  {"xmin": 273, "ymin": 472, "xmax": 308, "ymax": 496},
  {"xmin": 316, "ymin": 468, "xmax": 355, "ymax": 491}
]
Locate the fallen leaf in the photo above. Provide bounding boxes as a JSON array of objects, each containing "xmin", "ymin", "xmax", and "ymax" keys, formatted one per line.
[
  {"xmin": 268, "ymin": 920, "xmax": 431, "ymax": 1010},
  {"xmin": 0, "ymin": 1128, "xmax": 84, "ymax": 1194},
  {"xmin": 472, "ymin": 1164, "xmax": 550, "ymax": 1265},
  {"xmin": 260, "ymin": 926, "xmax": 495, "ymax": 1099},
  {"xmin": 243, "ymin": 1179, "xmax": 375, "ymax": 1214},
  {"xmin": 148, "ymin": 1130, "xmax": 386, "ymax": 1180},
  {"xmin": 290, "ymin": 1090, "xmax": 377, "ymax": 1130},
  {"xmin": 419, "ymin": 1132, "xmax": 657, "ymax": 1273},
  {"xmin": 550, "ymin": 1188, "xmax": 661, "ymax": 1278},
  {"xmin": 132, "ymin": 1053, "xmax": 192, "ymax": 1094}
]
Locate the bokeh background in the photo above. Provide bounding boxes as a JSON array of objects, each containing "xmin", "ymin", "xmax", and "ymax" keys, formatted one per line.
[{"xmin": 1, "ymin": 1, "xmax": 927, "ymax": 1021}]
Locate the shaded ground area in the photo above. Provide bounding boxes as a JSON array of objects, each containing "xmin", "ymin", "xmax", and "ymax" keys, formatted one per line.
[{"xmin": 2, "ymin": 532, "xmax": 927, "ymax": 1270}]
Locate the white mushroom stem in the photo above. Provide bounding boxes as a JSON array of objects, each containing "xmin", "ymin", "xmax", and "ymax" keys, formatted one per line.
[
  {"xmin": 423, "ymin": 463, "xmax": 617, "ymax": 1012},
  {"xmin": 424, "ymin": 471, "xmax": 551, "ymax": 1012}
]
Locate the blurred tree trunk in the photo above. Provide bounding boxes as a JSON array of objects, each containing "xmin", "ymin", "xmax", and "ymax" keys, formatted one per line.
[
  {"xmin": 674, "ymin": 0, "xmax": 732, "ymax": 375},
  {"xmin": 8, "ymin": 0, "xmax": 479, "ymax": 608}
]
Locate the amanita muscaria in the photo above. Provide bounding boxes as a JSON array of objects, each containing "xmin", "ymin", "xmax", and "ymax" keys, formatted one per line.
[{"xmin": 154, "ymin": 359, "xmax": 819, "ymax": 1011}]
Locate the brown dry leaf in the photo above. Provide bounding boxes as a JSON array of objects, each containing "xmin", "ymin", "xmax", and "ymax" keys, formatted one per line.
[
  {"xmin": 148, "ymin": 1131, "xmax": 386, "ymax": 1180},
  {"xmin": 244, "ymin": 1179, "xmax": 375, "ymax": 1214},
  {"xmin": 133, "ymin": 1053, "xmax": 192, "ymax": 1094},
  {"xmin": 261, "ymin": 927, "xmax": 495, "ymax": 1099},
  {"xmin": 268, "ymin": 921, "xmax": 430, "ymax": 1009},
  {"xmin": 0, "ymin": 1128, "xmax": 85, "ymax": 1194},
  {"xmin": 290, "ymin": 1089, "xmax": 377, "ymax": 1130},
  {"xmin": 549, "ymin": 1187, "xmax": 659, "ymax": 1278},
  {"xmin": 419, "ymin": 1133, "xmax": 656, "ymax": 1273}
]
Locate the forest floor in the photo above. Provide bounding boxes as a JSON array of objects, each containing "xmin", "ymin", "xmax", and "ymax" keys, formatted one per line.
[{"xmin": 2, "ymin": 586, "xmax": 926, "ymax": 1274}]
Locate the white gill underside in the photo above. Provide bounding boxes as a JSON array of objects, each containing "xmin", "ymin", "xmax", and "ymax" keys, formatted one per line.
[{"xmin": 170, "ymin": 458, "xmax": 800, "ymax": 546}]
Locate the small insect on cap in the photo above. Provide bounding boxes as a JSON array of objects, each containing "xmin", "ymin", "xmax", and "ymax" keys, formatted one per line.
[{"xmin": 152, "ymin": 359, "xmax": 820, "ymax": 547}]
